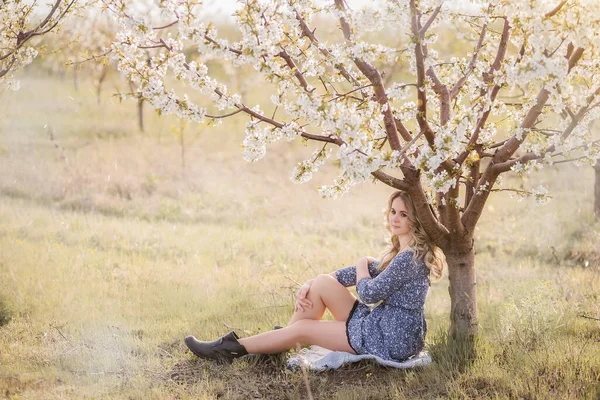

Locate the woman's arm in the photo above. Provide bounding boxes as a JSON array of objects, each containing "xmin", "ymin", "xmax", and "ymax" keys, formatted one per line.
[
  {"xmin": 356, "ymin": 251, "xmax": 415, "ymax": 304},
  {"xmin": 296, "ymin": 257, "xmax": 379, "ymax": 311},
  {"xmin": 332, "ymin": 257, "xmax": 380, "ymax": 287},
  {"xmin": 356, "ymin": 257, "xmax": 371, "ymax": 282}
]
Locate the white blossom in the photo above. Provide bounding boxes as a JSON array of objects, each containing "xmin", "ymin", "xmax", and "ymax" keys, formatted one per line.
[
  {"xmin": 291, "ymin": 147, "xmax": 332, "ymax": 184},
  {"xmin": 532, "ymin": 185, "xmax": 550, "ymax": 204}
]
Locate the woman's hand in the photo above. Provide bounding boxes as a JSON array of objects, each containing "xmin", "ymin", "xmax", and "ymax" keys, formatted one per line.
[
  {"xmin": 295, "ymin": 280, "xmax": 314, "ymax": 312},
  {"xmin": 357, "ymin": 256, "xmax": 371, "ymax": 271},
  {"xmin": 356, "ymin": 257, "xmax": 371, "ymax": 284}
]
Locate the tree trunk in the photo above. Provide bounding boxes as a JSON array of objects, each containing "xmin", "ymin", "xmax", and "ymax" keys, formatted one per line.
[
  {"xmin": 96, "ymin": 66, "xmax": 108, "ymax": 105},
  {"xmin": 73, "ymin": 68, "xmax": 79, "ymax": 91},
  {"xmin": 180, "ymin": 127, "xmax": 185, "ymax": 177},
  {"xmin": 137, "ymin": 98, "xmax": 145, "ymax": 132},
  {"xmin": 595, "ymin": 160, "xmax": 600, "ymax": 220},
  {"xmin": 445, "ymin": 244, "xmax": 478, "ymax": 339}
]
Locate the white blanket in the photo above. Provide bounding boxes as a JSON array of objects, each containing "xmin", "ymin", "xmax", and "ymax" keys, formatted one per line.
[{"xmin": 287, "ymin": 346, "xmax": 432, "ymax": 371}]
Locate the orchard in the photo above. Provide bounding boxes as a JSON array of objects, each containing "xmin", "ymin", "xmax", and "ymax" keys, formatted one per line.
[{"xmin": 1, "ymin": 1, "xmax": 599, "ymax": 398}]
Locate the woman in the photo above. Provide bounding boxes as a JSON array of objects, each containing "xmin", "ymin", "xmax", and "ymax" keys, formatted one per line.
[{"xmin": 184, "ymin": 190, "xmax": 446, "ymax": 363}]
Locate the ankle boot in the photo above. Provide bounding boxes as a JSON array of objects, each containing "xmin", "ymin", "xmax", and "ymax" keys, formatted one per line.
[{"xmin": 184, "ymin": 331, "xmax": 248, "ymax": 364}]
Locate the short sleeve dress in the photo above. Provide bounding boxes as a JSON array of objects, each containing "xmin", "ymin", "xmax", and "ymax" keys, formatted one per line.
[{"xmin": 334, "ymin": 250, "xmax": 430, "ymax": 361}]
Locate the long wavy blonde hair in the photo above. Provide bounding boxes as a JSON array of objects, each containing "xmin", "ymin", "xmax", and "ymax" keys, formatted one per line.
[{"xmin": 377, "ymin": 191, "xmax": 446, "ymax": 280}]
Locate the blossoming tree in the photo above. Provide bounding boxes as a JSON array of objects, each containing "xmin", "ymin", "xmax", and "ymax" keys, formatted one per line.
[
  {"xmin": 43, "ymin": 5, "xmax": 116, "ymax": 100},
  {"xmin": 41, "ymin": 6, "xmax": 155, "ymax": 133},
  {"xmin": 103, "ymin": 0, "xmax": 600, "ymax": 337},
  {"xmin": 0, "ymin": 0, "xmax": 79, "ymax": 90}
]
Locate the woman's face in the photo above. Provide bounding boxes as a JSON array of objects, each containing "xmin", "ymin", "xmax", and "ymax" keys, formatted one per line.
[{"xmin": 388, "ymin": 196, "xmax": 412, "ymax": 238}]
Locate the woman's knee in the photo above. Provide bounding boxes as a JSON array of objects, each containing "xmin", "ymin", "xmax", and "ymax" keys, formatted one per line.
[
  {"xmin": 313, "ymin": 273, "xmax": 339, "ymax": 289},
  {"xmin": 289, "ymin": 319, "xmax": 313, "ymax": 344}
]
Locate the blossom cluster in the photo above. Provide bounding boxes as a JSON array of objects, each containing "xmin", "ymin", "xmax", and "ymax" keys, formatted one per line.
[{"xmin": 98, "ymin": 0, "xmax": 599, "ymax": 205}]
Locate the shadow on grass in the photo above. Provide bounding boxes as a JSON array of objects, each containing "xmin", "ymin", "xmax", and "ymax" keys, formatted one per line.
[
  {"xmin": 168, "ymin": 353, "xmax": 295, "ymax": 399},
  {"xmin": 167, "ymin": 350, "xmax": 413, "ymax": 399},
  {"xmin": 427, "ymin": 328, "xmax": 478, "ymax": 375}
]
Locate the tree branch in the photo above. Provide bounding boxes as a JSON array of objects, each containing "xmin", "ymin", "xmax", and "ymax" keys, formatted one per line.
[
  {"xmin": 293, "ymin": 7, "xmax": 358, "ymax": 86},
  {"xmin": 494, "ymin": 46, "xmax": 585, "ymax": 165},
  {"xmin": 410, "ymin": 0, "xmax": 434, "ymax": 146},
  {"xmin": 153, "ymin": 20, "xmax": 179, "ymax": 30},
  {"xmin": 29, "ymin": 0, "xmax": 76, "ymax": 38},
  {"xmin": 371, "ymin": 171, "xmax": 410, "ymax": 191},
  {"xmin": 210, "ymin": 88, "xmax": 343, "ymax": 145},
  {"xmin": 568, "ymin": 47, "xmax": 584, "ymax": 72},
  {"xmin": 205, "ymin": 108, "xmax": 245, "ymax": 119},
  {"xmin": 426, "ymin": 66, "xmax": 450, "ymax": 125},
  {"xmin": 277, "ymin": 48, "xmax": 314, "ymax": 93},
  {"xmin": 66, "ymin": 49, "xmax": 113, "ymax": 66},
  {"xmin": 544, "ymin": 1, "xmax": 568, "ymax": 18},
  {"xmin": 333, "ymin": 0, "xmax": 407, "ymax": 151},
  {"xmin": 484, "ymin": 17, "xmax": 510, "ymax": 86},
  {"xmin": 489, "ymin": 139, "xmax": 508, "ymax": 149},
  {"xmin": 445, "ymin": 177, "xmax": 464, "ymax": 237},
  {"xmin": 328, "ymin": 83, "xmax": 374, "ymax": 102},
  {"xmin": 404, "ymin": 170, "xmax": 451, "ymax": 248},
  {"xmin": 461, "ymin": 167, "xmax": 499, "ymax": 232},
  {"xmin": 449, "ymin": 9, "xmax": 490, "ymax": 99},
  {"xmin": 454, "ymin": 84, "xmax": 501, "ymax": 166},
  {"xmin": 493, "ymin": 138, "xmax": 600, "ymax": 174},
  {"xmin": 418, "ymin": 5, "xmax": 442, "ymax": 37},
  {"xmin": 203, "ymin": 33, "xmax": 242, "ymax": 55},
  {"xmin": 204, "ymin": 28, "xmax": 315, "ymax": 94},
  {"xmin": 0, "ymin": 57, "xmax": 17, "ymax": 79},
  {"xmin": 551, "ymin": 155, "xmax": 599, "ymax": 165},
  {"xmin": 0, "ymin": 0, "xmax": 73, "ymax": 62},
  {"xmin": 409, "ymin": 0, "xmax": 457, "ymax": 174},
  {"xmin": 464, "ymin": 46, "xmax": 589, "ymax": 226},
  {"xmin": 464, "ymin": 150, "xmax": 481, "ymax": 210},
  {"xmin": 494, "ymin": 89, "xmax": 551, "ymax": 165}
]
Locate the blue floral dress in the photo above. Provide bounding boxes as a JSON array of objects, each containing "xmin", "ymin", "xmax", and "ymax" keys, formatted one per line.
[{"xmin": 335, "ymin": 250, "xmax": 430, "ymax": 361}]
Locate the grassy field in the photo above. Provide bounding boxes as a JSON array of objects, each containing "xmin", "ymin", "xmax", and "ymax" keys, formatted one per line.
[{"xmin": 0, "ymin": 73, "xmax": 599, "ymax": 399}]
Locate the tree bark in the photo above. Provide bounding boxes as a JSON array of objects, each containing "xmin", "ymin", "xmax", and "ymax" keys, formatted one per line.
[
  {"xmin": 595, "ymin": 160, "xmax": 600, "ymax": 220},
  {"xmin": 444, "ymin": 242, "xmax": 478, "ymax": 339}
]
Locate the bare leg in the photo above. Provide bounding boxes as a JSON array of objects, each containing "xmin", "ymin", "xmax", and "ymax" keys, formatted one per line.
[
  {"xmin": 238, "ymin": 320, "xmax": 355, "ymax": 354},
  {"xmin": 288, "ymin": 274, "xmax": 357, "ymax": 325}
]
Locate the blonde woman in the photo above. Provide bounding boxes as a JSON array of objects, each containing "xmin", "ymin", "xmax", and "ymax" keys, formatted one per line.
[{"xmin": 185, "ymin": 191, "xmax": 446, "ymax": 363}]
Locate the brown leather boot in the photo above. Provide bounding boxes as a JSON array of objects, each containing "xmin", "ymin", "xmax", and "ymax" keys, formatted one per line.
[{"xmin": 184, "ymin": 331, "xmax": 248, "ymax": 364}]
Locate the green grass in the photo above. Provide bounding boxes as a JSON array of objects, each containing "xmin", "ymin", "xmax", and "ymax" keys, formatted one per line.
[{"xmin": 0, "ymin": 74, "xmax": 599, "ymax": 399}]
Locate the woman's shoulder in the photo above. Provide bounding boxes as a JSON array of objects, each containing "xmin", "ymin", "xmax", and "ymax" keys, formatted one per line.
[
  {"xmin": 392, "ymin": 248, "xmax": 415, "ymax": 262},
  {"xmin": 395, "ymin": 248, "xmax": 415, "ymax": 257},
  {"xmin": 392, "ymin": 248, "xmax": 424, "ymax": 265}
]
